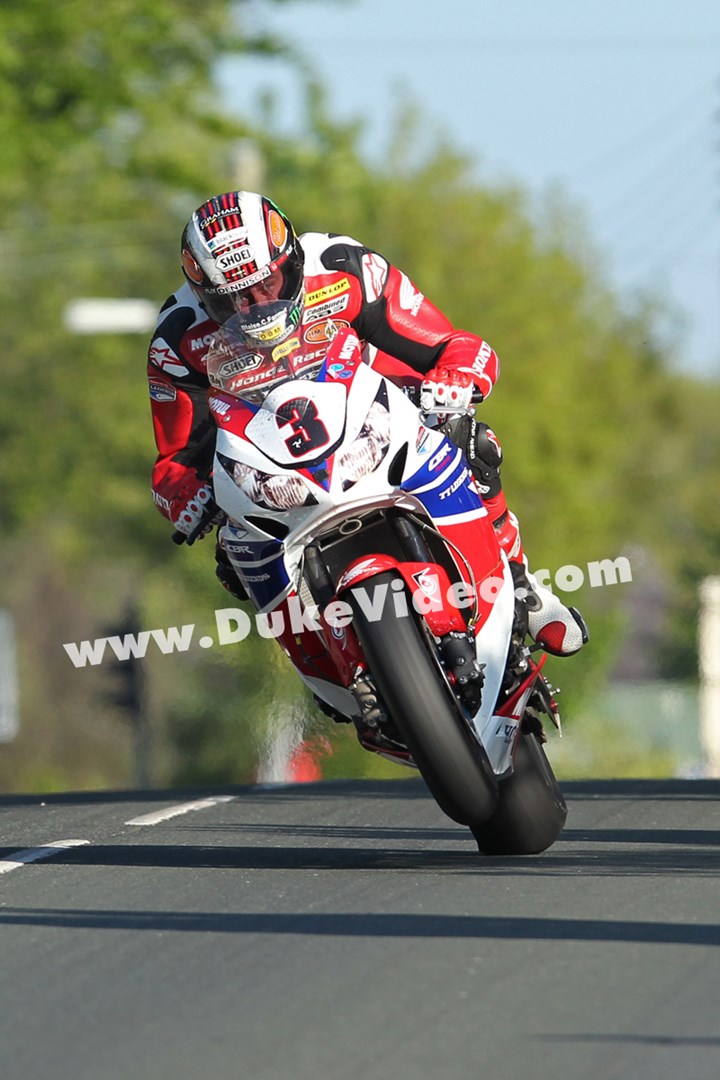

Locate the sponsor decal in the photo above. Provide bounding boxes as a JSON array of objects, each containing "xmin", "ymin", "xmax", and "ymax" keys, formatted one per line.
[
  {"xmin": 182, "ymin": 250, "xmax": 204, "ymax": 284},
  {"xmin": 268, "ymin": 209, "xmax": 287, "ymax": 250},
  {"xmin": 301, "ymin": 295, "xmax": 349, "ymax": 323},
  {"xmin": 411, "ymin": 569, "xmax": 440, "ymax": 597},
  {"xmin": 149, "ymin": 342, "xmax": 189, "ymax": 378},
  {"xmin": 254, "ymin": 323, "xmax": 285, "ymax": 343},
  {"xmin": 361, "ymin": 252, "xmax": 388, "ymax": 301},
  {"xmin": 328, "ymin": 363, "xmax": 354, "ymax": 380},
  {"xmin": 428, "ymin": 443, "xmax": 452, "ymax": 472},
  {"xmin": 243, "ymin": 572, "xmax": 272, "ymax": 584},
  {"xmin": 225, "ymin": 542, "xmax": 254, "ymax": 556},
  {"xmin": 416, "ymin": 427, "xmax": 434, "ymax": 454},
  {"xmin": 148, "ymin": 378, "xmax": 177, "ymax": 403},
  {"xmin": 303, "ymin": 318, "xmax": 349, "ymax": 344},
  {"xmin": 188, "ymin": 332, "xmax": 215, "ymax": 353},
  {"xmin": 486, "ymin": 427, "xmax": 502, "ymax": 457},
  {"xmin": 494, "ymin": 718, "xmax": 520, "ymax": 745},
  {"xmin": 216, "ymin": 247, "xmax": 254, "ymax": 272},
  {"xmin": 297, "ymin": 347, "xmax": 327, "ymax": 367},
  {"xmin": 271, "ymin": 337, "xmax": 302, "ymax": 362},
  {"xmin": 206, "ymin": 227, "xmax": 248, "ymax": 252},
  {"xmin": 338, "ymin": 332, "xmax": 361, "ymax": 361},
  {"xmin": 439, "ymin": 468, "xmax": 470, "ymax": 500},
  {"xmin": 398, "ymin": 273, "xmax": 424, "ymax": 316},
  {"xmin": 305, "ymin": 278, "xmax": 351, "ymax": 307},
  {"xmin": 218, "ymin": 354, "xmax": 262, "ymax": 378},
  {"xmin": 209, "ymin": 396, "xmax": 232, "ymax": 415},
  {"xmin": 199, "ymin": 206, "xmax": 246, "ymax": 227},
  {"xmin": 337, "ymin": 557, "xmax": 384, "ymax": 588},
  {"xmin": 151, "ymin": 490, "xmax": 171, "ymax": 512},
  {"xmin": 217, "ymin": 264, "xmax": 271, "ymax": 293},
  {"xmin": 472, "ymin": 340, "xmax": 494, "ymax": 377}
]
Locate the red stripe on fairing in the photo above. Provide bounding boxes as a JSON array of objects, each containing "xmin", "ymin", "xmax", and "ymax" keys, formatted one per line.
[{"xmin": 208, "ymin": 393, "xmax": 256, "ymax": 439}]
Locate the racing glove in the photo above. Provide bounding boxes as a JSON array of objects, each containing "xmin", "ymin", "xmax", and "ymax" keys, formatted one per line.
[
  {"xmin": 171, "ymin": 482, "xmax": 221, "ymax": 538},
  {"xmin": 420, "ymin": 367, "xmax": 476, "ymax": 415}
]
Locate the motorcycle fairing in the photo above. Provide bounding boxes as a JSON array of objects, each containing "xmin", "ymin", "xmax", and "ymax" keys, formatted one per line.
[{"xmin": 210, "ymin": 328, "xmax": 516, "ymax": 767}]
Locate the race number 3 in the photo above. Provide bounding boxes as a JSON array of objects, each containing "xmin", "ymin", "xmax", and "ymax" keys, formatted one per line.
[{"xmin": 276, "ymin": 397, "xmax": 330, "ymax": 457}]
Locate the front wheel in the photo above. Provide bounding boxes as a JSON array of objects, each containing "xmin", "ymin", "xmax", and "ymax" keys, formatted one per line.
[
  {"xmin": 347, "ymin": 573, "xmax": 498, "ymax": 827},
  {"xmin": 471, "ymin": 730, "xmax": 567, "ymax": 855}
]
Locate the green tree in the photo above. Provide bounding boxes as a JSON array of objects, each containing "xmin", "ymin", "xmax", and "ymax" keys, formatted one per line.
[{"xmin": 0, "ymin": 0, "xmax": 306, "ymax": 791}]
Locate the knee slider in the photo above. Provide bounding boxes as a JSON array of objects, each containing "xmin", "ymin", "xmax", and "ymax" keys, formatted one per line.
[
  {"xmin": 452, "ymin": 419, "xmax": 503, "ymax": 500},
  {"xmin": 472, "ymin": 421, "xmax": 503, "ymax": 470}
]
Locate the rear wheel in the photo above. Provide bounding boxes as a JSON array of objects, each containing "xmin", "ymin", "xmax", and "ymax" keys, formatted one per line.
[
  {"xmin": 347, "ymin": 573, "xmax": 498, "ymax": 827},
  {"xmin": 471, "ymin": 730, "xmax": 567, "ymax": 855}
]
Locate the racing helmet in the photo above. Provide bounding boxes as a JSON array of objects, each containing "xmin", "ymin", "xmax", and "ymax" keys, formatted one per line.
[{"xmin": 180, "ymin": 191, "xmax": 305, "ymax": 345}]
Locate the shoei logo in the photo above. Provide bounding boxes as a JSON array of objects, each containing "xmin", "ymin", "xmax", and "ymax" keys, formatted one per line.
[
  {"xmin": 216, "ymin": 247, "xmax": 253, "ymax": 272},
  {"xmin": 217, "ymin": 354, "xmax": 262, "ymax": 378}
]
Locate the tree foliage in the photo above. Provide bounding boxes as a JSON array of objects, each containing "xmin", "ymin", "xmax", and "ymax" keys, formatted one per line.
[{"xmin": 1, "ymin": 5, "xmax": 718, "ymax": 792}]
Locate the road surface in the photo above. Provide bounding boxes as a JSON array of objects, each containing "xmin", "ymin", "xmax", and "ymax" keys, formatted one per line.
[{"xmin": 1, "ymin": 778, "xmax": 718, "ymax": 1079}]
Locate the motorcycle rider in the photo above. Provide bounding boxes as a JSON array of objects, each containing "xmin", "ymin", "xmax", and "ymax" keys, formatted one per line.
[{"xmin": 148, "ymin": 190, "xmax": 587, "ymax": 658}]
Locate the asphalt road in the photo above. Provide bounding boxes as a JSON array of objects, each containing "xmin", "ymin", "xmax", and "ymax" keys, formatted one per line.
[{"xmin": 1, "ymin": 777, "xmax": 719, "ymax": 1080}]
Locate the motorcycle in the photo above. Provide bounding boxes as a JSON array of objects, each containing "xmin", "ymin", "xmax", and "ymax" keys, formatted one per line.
[{"xmin": 175, "ymin": 317, "xmax": 568, "ymax": 855}]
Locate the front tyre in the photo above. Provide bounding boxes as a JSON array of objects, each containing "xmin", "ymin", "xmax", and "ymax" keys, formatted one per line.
[
  {"xmin": 348, "ymin": 573, "xmax": 498, "ymax": 827},
  {"xmin": 471, "ymin": 731, "xmax": 567, "ymax": 855}
]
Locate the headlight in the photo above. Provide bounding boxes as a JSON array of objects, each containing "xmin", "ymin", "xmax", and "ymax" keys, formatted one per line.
[
  {"xmin": 219, "ymin": 455, "xmax": 317, "ymax": 511},
  {"xmin": 338, "ymin": 401, "xmax": 391, "ymax": 489}
]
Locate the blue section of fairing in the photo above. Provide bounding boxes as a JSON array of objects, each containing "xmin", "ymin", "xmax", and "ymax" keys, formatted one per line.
[
  {"xmin": 224, "ymin": 523, "xmax": 290, "ymax": 611},
  {"xmin": 305, "ymin": 460, "xmax": 332, "ymax": 491},
  {"xmin": 224, "ymin": 534, "xmax": 283, "ymax": 564},
  {"xmin": 402, "ymin": 438, "xmax": 485, "ymax": 520},
  {"xmin": 239, "ymin": 553, "xmax": 291, "ymax": 610}
]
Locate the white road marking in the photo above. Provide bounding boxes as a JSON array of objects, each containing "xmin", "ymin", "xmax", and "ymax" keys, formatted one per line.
[
  {"xmin": 125, "ymin": 795, "xmax": 235, "ymax": 827},
  {"xmin": 0, "ymin": 839, "xmax": 90, "ymax": 876}
]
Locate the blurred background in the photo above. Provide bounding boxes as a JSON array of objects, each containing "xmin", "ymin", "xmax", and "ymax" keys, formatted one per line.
[{"xmin": 1, "ymin": 0, "xmax": 719, "ymax": 793}]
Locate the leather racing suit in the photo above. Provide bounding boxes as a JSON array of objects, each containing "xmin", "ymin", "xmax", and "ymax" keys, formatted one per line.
[{"xmin": 147, "ymin": 231, "xmax": 518, "ymax": 558}]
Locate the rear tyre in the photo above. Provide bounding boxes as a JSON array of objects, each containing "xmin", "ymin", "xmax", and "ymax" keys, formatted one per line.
[
  {"xmin": 348, "ymin": 573, "xmax": 498, "ymax": 827},
  {"xmin": 471, "ymin": 731, "xmax": 567, "ymax": 855}
]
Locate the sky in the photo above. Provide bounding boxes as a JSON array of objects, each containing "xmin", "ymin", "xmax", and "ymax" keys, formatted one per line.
[{"xmin": 224, "ymin": 0, "xmax": 720, "ymax": 378}]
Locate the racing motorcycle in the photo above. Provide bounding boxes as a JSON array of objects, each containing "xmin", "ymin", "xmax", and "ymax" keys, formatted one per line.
[{"xmin": 175, "ymin": 317, "xmax": 568, "ymax": 855}]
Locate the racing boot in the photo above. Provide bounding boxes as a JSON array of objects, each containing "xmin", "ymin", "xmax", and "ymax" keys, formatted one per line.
[
  {"xmin": 493, "ymin": 504, "xmax": 588, "ymax": 657},
  {"xmin": 442, "ymin": 416, "xmax": 588, "ymax": 657},
  {"xmin": 509, "ymin": 558, "xmax": 588, "ymax": 657}
]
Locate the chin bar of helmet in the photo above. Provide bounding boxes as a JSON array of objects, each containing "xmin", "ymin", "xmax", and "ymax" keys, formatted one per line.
[{"xmin": 171, "ymin": 497, "xmax": 222, "ymax": 547}]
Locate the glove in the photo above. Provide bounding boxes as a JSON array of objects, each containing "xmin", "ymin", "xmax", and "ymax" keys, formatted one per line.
[
  {"xmin": 420, "ymin": 367, "xmax": 476, "ymax": 415},
  {"xmin": 172, "ymin": 483, "xmax": 220, "ymax": 538}
]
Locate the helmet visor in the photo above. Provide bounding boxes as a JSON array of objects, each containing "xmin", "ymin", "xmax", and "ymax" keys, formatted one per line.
[{"xmin": 200, "ymin": 259, "xmax": 303, "ymax": 332}]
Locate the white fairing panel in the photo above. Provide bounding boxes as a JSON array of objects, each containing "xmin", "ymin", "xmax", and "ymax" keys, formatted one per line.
[{"xmin": 211, "ymin": 360, "xmax": 519, "ymax": 775}]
